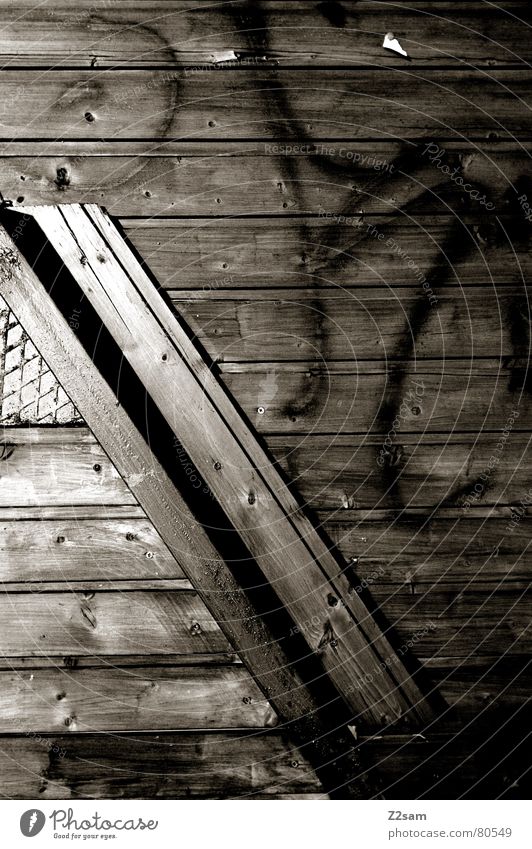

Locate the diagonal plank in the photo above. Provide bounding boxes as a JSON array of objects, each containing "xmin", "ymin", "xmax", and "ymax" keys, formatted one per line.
[
  {"xmin": 22, "ymin": 202, "xmax": 431, "ymax": 727},
  {"xmin": 0, "ymin": 219, "xmax": 379, "ymax": 799}
]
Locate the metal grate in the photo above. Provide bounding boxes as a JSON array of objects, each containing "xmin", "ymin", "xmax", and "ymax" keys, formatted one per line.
[{"xmin": 0, "ymin": 297, "xmax": 82, "ymax": 424}]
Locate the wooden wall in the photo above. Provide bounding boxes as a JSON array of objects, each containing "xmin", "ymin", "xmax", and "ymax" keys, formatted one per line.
[{"xmin": 0, "ymin": 0, "xmax": 531, "ymax": 798}]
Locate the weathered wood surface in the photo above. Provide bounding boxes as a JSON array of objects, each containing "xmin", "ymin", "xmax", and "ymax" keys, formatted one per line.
[
  {"xmin": 0, "ymin": 70, "xmax": 531, "ymax": 140},
  {"xmin": 0, "ymin": 717, "xmax": 528, "ymax": 799},
  {"xmin": 2, "ymin": 508, "xmax": 530, "ymax": 586},
  {"xmin": 3, "ymin": 428, "xmax": 530, "ymax": 510},
  {"xmin": 23, "ymin": 203, "xmax": 430, "ymax": 726},
  {"xmin": 171, "ymin": 288, "xmax": 532, "ymax": 362},
  {"xmin": 361, "ymin": 723, "xmax": 531, "ymax": 799},
  {"xmin": 0, "ymin": 222, "xmax": 381, "ymax": 799},
  {"xmin": 220, "ymin": 361, "xmax": 531, "ymax": 434},
  {"xmin": 124, "ymin": 217, "xmax": 532, "ymax": 289},
  {"xmin": 0, "ymin": 142, "xmax": 528, "ymax": 217},
  {"xmin": 0, "ymin": 584, "xmax": 528, "ymax": 660},
  {"xmin": 0, "ymin": 517, "xmax": 183, "ymax": 581},
  {"xmin": 0, "ymin": 591, "xmax": 229, "ymax": 656},
  {"xmin": 272, "ymin": 434, "xmax": 532, "ymax": 510},
  {"xmin": 324, "ymin": 514, "xmax": 532, "ymax": 584},
  {"xmin": 0, "ymin": 732, "xmax": 324, "ymax": 799},
  {"xmin": 0, "ymin": 438, "xmax": 135, "ymax": 506},
  {"xmin": 0, "ymin": 1, "xmax": 530, "ymax": 68},
  {"xmin": 0, "ymin": 666, "xmax": 272, "ymax": 731}
]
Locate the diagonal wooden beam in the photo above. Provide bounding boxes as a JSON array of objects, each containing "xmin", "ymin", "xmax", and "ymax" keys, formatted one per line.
[
  {"xmin": 20, "ymin": 202, "xmax": 432, "ymax": 728},
  {"xmin": 0, "ymin": 219, "xmax": 384, "ymax": 799}
]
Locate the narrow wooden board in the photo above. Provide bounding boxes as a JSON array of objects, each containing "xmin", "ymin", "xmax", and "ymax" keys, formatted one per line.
[
  {"xmin": 0, "ymin": 732, "xmax": 324, "ymax": 799},
  {"xmin": 170, "ymin": 287, "xmax": 532, "ymax": 362},
  {"xmin": 0, "ymin": 221, "xmax": 380, "ymax": 798},
  {"xmin": 0, "ymin": 141, "xmax": 527, "ymax": 217},
  {"xmin": 0, "ymin": 70, "xmax": 530, "ymax": 140},
  {"xmin": 323, "ymin": 513, "xmax": 532, "ymax": 584},
  {"xmin": 0, "ymin": 1, "xmax": 529, "ymax": 67},
  {"xmin": 0, "ymin": 590, "xmax": 229, "ymax": 656},
  {"xmin": 0, "ymin": 517, "xmax": 184, "ymax": 581},
  {"xmin": 0, "ymin": 666, "xmax": 273, "ymax": 731},
  {"xmin": 3, "ymin": 428, "xmax": 530, "ymax": 512},
  {"xmin": 219, "ymin": 361, "xmax": 531, "ymax": 435},
  {"xmin": 123, "ymin": 216, "xmax": 532, "ymax": 289},
  {"xmin": 271, "ymin": 433, "xmax": 532, "ymax": 510},
  {"xmin": 23, "ymin": 203, "xmax": 432, "ymax": 727},
  {"xmin": 0, "ymin": 438, "xmax": 134, "ymax": 506}
]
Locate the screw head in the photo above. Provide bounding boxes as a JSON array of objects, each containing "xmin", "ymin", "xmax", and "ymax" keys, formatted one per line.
[
  {"xmin": 214, "ymin": 461, "xmax": 222, "ymax": 471},
  {"xmin": 257, "ymin": 406, "xmax": 265, "ymax": 415}
]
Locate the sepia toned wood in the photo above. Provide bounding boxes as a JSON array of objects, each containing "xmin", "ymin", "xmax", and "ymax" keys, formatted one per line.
[
  {"xmin": 0, "ymin": 590, "xmax": 230, "ymax": 656},
  {"xmin": 0, "ymin": 666, "xmax": 272, "ymax": 732},
  {"xmin": 23, "ymin": 202, "xmax": 431, "ymax": 726},
  {"xmin": 123, "ymin": 216, "xmax": 532, "ymax": 289},
  {"xmin": 0, "ymin": 223, "xmax": 380, "ymax": 798},
  {"xmin": 322, "ymin": 513, "xmax": 532, "ymax": 585},
  {"xmin": 0, "ymin": 70, "xmax": 530, "ymax": 140},
  {"xmin": 0, "ymin": 517, "xmax": 184, "ymax": 581},
  {"xmin": 271, "ymin": 433, "xmax": 532, "ymax": 511},
  {"xmin": 0, "ymin": 438, "xmax": 134, "ymax": 506},
  {"xmin": 3, "ymin": 427, "xmax": 530, "ymax": 512},
  {"xmin": 170, "ymin": 287, "xmax": 532, "ymax": 362},
  {"xmin": 0, "ymin": 141, "xmax": 527, "ymax": 218},
  {"xmin": 0, "ymin": 1, "xmax": 529, "ymax": 68},
  {"xmin": 0, "ymin": 732, "xmax": 325, "ymax": 799},
  {"xmin": 219, "ymin": 361, "xmax": 531, "ymax": 435}
]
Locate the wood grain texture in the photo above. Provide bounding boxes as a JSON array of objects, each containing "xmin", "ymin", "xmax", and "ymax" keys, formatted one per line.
[
  {"xmin": 0, "ymin": 141, "xmax": 527, "ymax": 216},
  {"xmin": 0, "ymin": 732, "xmax": 324, "ymax": 799},
  {"xmin": 171, "ymin": 287, "xmax": 531, "ymax": 362},
  {"xmin": 219, "ymin": 361, "xmax": 531, "ymax": 434},
  {"xmin": 0, "ymin": 1, "xmax": 529, "ymax": 68},
  {"xmin": 123, "ymin": 216, "xmax": 532, "ymax": 289},
  {"xmin": 24, "ymin": 201, "xmax": 429, "ymax": 725},
  {"xmin": 272, "ymin": 433, "xmax": 532, "ymax": 510},
  {"xmin": 0, "ymin": 438, "xmax": 134, "ymax": 506},
  {"xmin": 0, "ymin": 517, "xmax": 183, "ymax": 581},
  {"xmin": 322, "ymin": 513, "xmax": 532, "ymax": 584},
  {"xmin": 0, "ymin": 222, "xmax": 378, "ymax": 798},
  {"xmin": 0, "ymin": 666, "xmax": 272, "ymax": 732},
  {"xmin": 3, "ymin": 428, "xmax": 531, "ymax": 511},
  {"xmin": 0, "ymin": 591, "xmax": 229, "ymax": 656},
  {"xmin": 0, "ymin": 70, "xmax": 530, "ymax": 140}
]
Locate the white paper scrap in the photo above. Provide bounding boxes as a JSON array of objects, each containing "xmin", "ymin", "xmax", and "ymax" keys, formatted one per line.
[{"xmin": 383, "ymin": 31, "xmax": 409, "ymax": 58}]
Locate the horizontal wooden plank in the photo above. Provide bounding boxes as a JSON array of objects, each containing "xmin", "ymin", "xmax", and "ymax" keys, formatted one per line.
[
  {"xmin": 428, "ymin": 656, "xmax": 532, "ymax": 727},
  {"xmin": 0, "ymin": 141, "xmax": 527, "ymax": 218},
  {"xmin": 172, "ymin": 287, "xmax": 531, "ymax": 361},
  {"xmin": 219, "ymin": 361, "xmax": 531, "ymax": 434},
  {"xmin": 0, "ymin": 1, "xmax": 529, "ymax": 68},
  {"xmin": 1, "ymin": 582, "xmax": 526, "ymax": 661},
  {"xmin": 0, "ymin": 653, "xmax": 239, "ymax": 670},
  {"xmin": 0, "ymin": 666, "xmax": 272, "ymax": 732},
  {"xmin": 322, "ymin": 513, "xmax": 532, "ymax": 584},
  {"xmin": 361, "ymin": 722, "xmax": 531, "ymax": 799},
  {"xmin": 0, "ymin": 732, "xmax": 323, "ymax": 799},
  {"xmin": 0, "ymin": 517, "xmax": 184, "ymax": 581},
  {"xmin": 0, "ymin": 591, "xmax": 229, "ymax": 656},
  {"xmin": 4, "ymin": 428, "xmax": 531, "ymax": 511},
  {"xmin": 0, "ymin": 437, "xmax": 134, "ymax": 506},
  {"xmin": 370, "ymin": 585, "xmax": 531, "ymax": 657},
  {"xmin": 0, "ymin": 70, "xmax": 530, "ymax": 140},
  {"xmin": 123, "ymin": 215, "xmax": 532, "ymax": 289},
  {"xmin": 3, "ymin": 511, "xmax": 530, "ymax": 588},
  {"xmin": 271, "ymin": 433, "xmax": 532, "ymax": 510}
]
